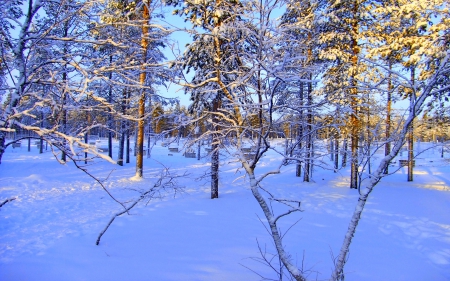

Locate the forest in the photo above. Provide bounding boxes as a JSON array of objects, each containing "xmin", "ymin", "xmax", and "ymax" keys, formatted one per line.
[{"xmin": 1, "ymin": 0, "xmax": 450, "ymax": 280}]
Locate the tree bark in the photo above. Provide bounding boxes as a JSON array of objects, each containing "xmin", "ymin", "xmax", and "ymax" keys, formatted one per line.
[
  {"xmin": 108, "ymin": 55, "xmax": 113, "ymax": 158},
  {"xmin": 349, "ymin": 0, "xmax": 360, "ymax": 189},
  {"xmin": 334, "ymin": 137, "xmax": 339, "ymax": 172},
  {"xmin": 296, "ymin": 81, "xmax": 304, "ymax": 177},
  {"xmin": 211, "ymin": 98, "xmax": 219, "ymax": 199},
  {"xmin": 304, "ymin": 74, "xmax": 313, "ymax": 182},
  {"xmin": 407, "ymin": 67, "xmax": 415, "ymax": 182},
  {"xmin": 248, "ymin": 171, "xmax": 305, "ymax": 281},
  {"xmin": 117, "ymin": 89, "xmax": 127, "ymax": 166},
  {"xmin": 384, "ymin": 63, "xmax": 392, "ymax": 174},
  {"xmin": 342, "ymin": 138, "xmax": 347, "ymax": 167},
  {"xmin": 135, "ymin": 0, "xmax": 151, "ymax": 178}
]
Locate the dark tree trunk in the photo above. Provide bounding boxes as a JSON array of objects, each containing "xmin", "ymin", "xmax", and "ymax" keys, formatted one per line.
[
  {"xmin": 108, "ymin": 55, "xmax": 113, "ymax": 158},
  {"xmin": 296, "ymin": 81, "xmax": 304, "ymax": 178},
  {"xmin": 126, "ymin": 129, "xmax": 130, "ymax": 164},
  {"xmin": 117, "ymin": 130, "xmax": 125, "ymax": 166},
  {"xmin": 211, "ymin": 98, "xmax": 219, "ymax": 199},
  {"xmin": 0, "ymin": 134, "xmax": 5, "ymax": 164},
  {"xmin": 61, "ymin": 19, "xmax": 69, "ymax": 163},
  {"xmin": 117, "ymin": 90, "xmax": 127, "ymax": 166},
  {"xmin": 349, "ymin": 0, "xmax": 360, "ymax": 189},
  {"xmin": 304, "ymin": 76, "xmax": 313, "ymax": 182},
  {"xmin": 84, "ymin": 133, "xmax": 88, "ymax": 164},
  {"xmin": 330, "ymin": 138, "xmax": 334, "ymax": 161},
  {"xmin": 39, "ymin": 137, "xmax": 43, "ymax": 154},
  {"xmin": 334, "ymin": 137, "xmax": 339, "ymax": 172},
  {"xmin": 342, "ymin": 138, "xmax": 348, "ymax": 168}
]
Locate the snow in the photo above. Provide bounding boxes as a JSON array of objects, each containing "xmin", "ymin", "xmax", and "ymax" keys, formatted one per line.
[{"xmin": 1, "ymin": 140, "xmax": 450, "ymax": 281}]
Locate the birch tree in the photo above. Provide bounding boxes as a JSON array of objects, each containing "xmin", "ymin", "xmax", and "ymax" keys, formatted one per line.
[{"xmin": 332, "ymin": 1, "xmax": 450, "ymax": 279}]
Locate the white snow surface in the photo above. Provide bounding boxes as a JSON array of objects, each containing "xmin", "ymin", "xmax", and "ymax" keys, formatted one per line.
[{"xmin": 1, "ymin": 140, "xmax": 449, "ymax": 281}]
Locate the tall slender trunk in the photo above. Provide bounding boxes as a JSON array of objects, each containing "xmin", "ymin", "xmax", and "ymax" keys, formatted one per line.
[
  {"xmin": 211, "ymin": 98, "xmax": 219, "ymax": 199},
  {"xmin": 349, "ymin": 0, "xmax": 360, "ymax": 189},
  {"xmin": 126, "ymin": 129, "xmax": 130, "ymax": 163},
  {"xmin": 61, "ymin": 75, "xmax": 67, "ymax": 162},
  {"xmin": 304, "ymin": 73, "xmax": 313, "ymax": 182},
  {"xmin": 117, "ymin": 89, "xmax": 127, "ymax": 166},
  {"xmin": 147, "ymin": 98, "xmax": 152, "ymax": 158},
  {"xmin": 330, "ymin": 138, "xmax": 334, "ymax": 161},
  {"xmin": 61, "ymin": 16, "xmax": 69, "ymax": 162},
  {"xmin": 40, "ymin": 110, "xmax": 44, "ymax": 154},
  {"xmin": 296, "ymin": 82, "xmax": 304, "ymax": 177},
  {"xmin": 85, "ymin": 114, "xmax": 91, "ymax": 164},
  {"xmin": 27, "ymin": 131, "xmax": 31, "ymax": 152},
  {"xmin": 118, "ymin": 130, "xmax": 125, "ymax": 166},
  {"xmin": 108, "ymin": 55, "xmax": 113, "ymax": 158},
  {"xmin": 135, "ymin": 0, "xmax": 151, "ymax": 178},
  {"xmin": 334, "ymin": 136, "xmax": 339, "ymax": 172},
  {"xmin": 408, "ymin": 67, "xmax": 415, "ymax": 182},
  {"xmin": 84, "ymin": 132, "xmax": 88, "ymax": 164},
  {"xmin": 126, "ymin": 91, "xmax": 131, "ymax": 163},
  {"xmin": 342, "ymin": 137, "xmax": 348, "ymax": 167},
  {"xmin": 384, "ymin": 62, "xmax": 392, "ymax": 174},
  {"xmin": 39, "ymin": 136, "xmax": 44, "ymax": 154},
  {"xmin": 366, "ymin": 101, "xmax": 371, "ymax": 177},
  {"xmin": 210, "ymin": 0, "xmax": 223, "ymax": 199}
]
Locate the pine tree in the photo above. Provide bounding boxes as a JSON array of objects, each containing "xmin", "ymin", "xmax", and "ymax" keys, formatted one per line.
[{"xmin": 168, "ymin": 0, "xmax": 245, "ymax": 198}]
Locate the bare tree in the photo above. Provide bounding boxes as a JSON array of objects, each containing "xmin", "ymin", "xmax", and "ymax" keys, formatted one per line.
[{"xmin": 96, "ymin": 166, "xmax": 185, "ymax": 245}]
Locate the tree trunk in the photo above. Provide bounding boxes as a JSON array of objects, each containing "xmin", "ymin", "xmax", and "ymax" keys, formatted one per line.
[
  {"xmin": 303, "ymin": 76, "xmax": 313, "ymax": 182},
  {"xmin": 211, "ymin": 98, "xmax": 219, "ymax": 199},
  {"xmin": 126, "ymin": 128, "xmax": 130, "ymax": 163},
  {"xmin": 384, "ymin": 63, "xmax": 392, "ymax": 174},
  {"xmin": 117, "ymin": 129, "xmax": 125, "ymax": 166},
  {"xmin": 330, "ymin": 138, "xmax": 334, "ymax": 161},
  {"xmin": 39, "ymin": 136, "xmax": 43, "ymax": 154},
  {"xmin": 407, "ymin": 67, "xmax": 415, "ymax": 182},
  {"xmin": 366, "ymin": 100, "xmax": 371, "ymax": 177},
  {"xmin": 197, "ymin": 139, "xmax": 201, "ymax": 160},
  {"xmin": 108, "ymin": 55, "xmax": 113, "ymax": 158},
  {"xmin": 27, "ymin": 133, "xmax": 31, "ymax": 152},
  {"xmin": 349, "ymin": 0, "xmax": 360, "ymax": 189},
  {"xmin": 296, "ymin": 81, "xmax": 304, "ymax": 177},
  {"xmin": 334, "ymin": 137, "xmax": 339, "ymax": 172},
  {"xmin": 135, "ymin": 0, "xmax": 151, "ymax": 178},
  {"xmin": 147, "ymin": 127, "xmax": 151, "ymax": 158},
  {"xmin": 61, "ymin": 18, "xmax": 69, "ymax": 163},
  {"xmin": 248, "ymin": 171, "xmax": 305, "ymax": 281},
  {"xmin": 61, "ymin": 83, "xmax": 67, "ymax": 162},
  {"xmin": 40, "ymin": 111, "xmax": 44, "ymax": 154},
  {"xmin": 117, "ymin": 89, "xmax": 127, "ymax": 166},
  {"xmin": 342, "ymin": 138, "xmax": 347, "ymax": 167},
  {"xmin": 147, "ymin": 98, "xmax": 152, "ymax": 158},
  {"xmin": 84, "ymin": 133, "xmax": 88, "ymax": 164},
  {"xmin": 0, "ymin": 134, "xmax": 5, "ymax": 164}
]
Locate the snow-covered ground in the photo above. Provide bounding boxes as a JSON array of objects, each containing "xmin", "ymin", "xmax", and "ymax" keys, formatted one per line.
[{"xmin": 1, "ymin": 140, "xmax": 449, "ymax": 281}]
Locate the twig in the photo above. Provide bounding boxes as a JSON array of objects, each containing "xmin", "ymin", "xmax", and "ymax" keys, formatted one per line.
[
  {"xmin": 96, "ymin": 168, "xmax": 185, "ymax": 245},
  {"xmin": 0, "ymin": 197, "xmax": 16, "ymax": 209}
]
